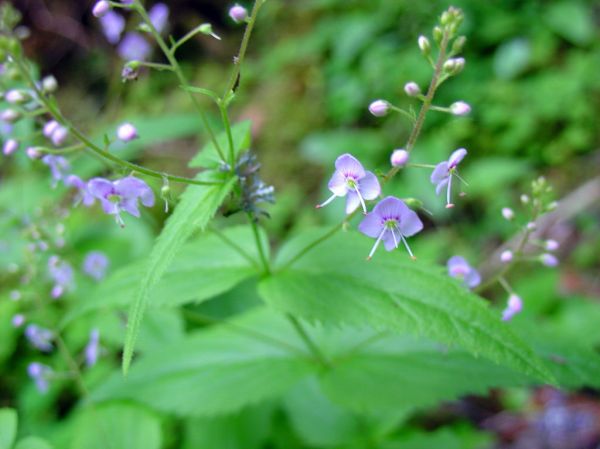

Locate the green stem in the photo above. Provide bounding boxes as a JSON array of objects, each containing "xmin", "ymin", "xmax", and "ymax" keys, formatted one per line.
[
  {"xmin": 56, "ymin": 335, "xmax": 88, "ymax": 396},
  {"xmin": 219, "ymin": 102, "xmax": 236, "ymax": 169},
  {"xmin": 287, "ymin": 314, "xmax": 330, "ymax": 368},
  {"xmin": 137, "ymin": 61, "xmax": 174, "ymax": 72},
  {"xmin": 247, "ymin": 212, "xmax": 271, "ymax": 275}
]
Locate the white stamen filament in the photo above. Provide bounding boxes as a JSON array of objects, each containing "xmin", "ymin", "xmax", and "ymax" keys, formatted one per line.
[
  {"xmin": 316, "ymin": 194, "xmax": 337, "ymax": 209},
  {"xmin": 446, "ymin": 174, "xmax": 454, "ymax": 208},
  {"xmin": 390, "ymin": 225, "xmax": 399, "ymax": 249},
  {"xmin": 400, "ymin": 235, "xmax": 416, "ymax": 260},
  {"xmin": 368, "ymin": 227, "xmax": 387, "ymax": 260},
  {"xmin": 354, "ymin": 187, "xmax": 367, "ymax": 214}
]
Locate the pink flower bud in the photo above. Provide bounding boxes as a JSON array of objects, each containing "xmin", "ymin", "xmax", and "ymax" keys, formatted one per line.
[
  {"xmin": 3, "ymin": 138, "xmax": 18, "ymax": 155},
  {"xmin": 43, "ymin": 120, "xmax": 59, "ymax": 138},
  {"xmin": 404, "ymin": 82, "xmax": 420, "ymax": 97},
  {"xmin": 51, "ymin": 126, "xmax": 69, "ymax": 147},
  {"xmin": 501, "ymin": 207, "xmax": 514, "ymax": 220},
  {"xmin": 92, "ymin": 0, "xmax": 111, "ymax": 18},
  {"xmin": 500, "ymin": 250, "xmax": 513, "ymax": 263},
  {"xmin": 502, "ymin": 294, "xmax": 523, "ymax": 321},
  {"xmin": 1, "ymin": 109, "xmax": 21, "ymax": 123},
  {"xmin": 545, "ymin": 240, "xmax": 559, "ymax": 251},
  {"xmin": 390, "ymin": 149, "xmax": 409, "ymax": 167},
  {"xmin": 5, "ymin": 90, "xmax": 27, "ymax": 104},
  {"xmin": 26, "ymin": 147, "xmax": 41, "ymax": 159},
  {"xmin": 540, "ymin": 253, "xmax": 558, "ymax": 267},
  {"xmin": 368, "ymin": 100, "xmax": 389, "ymax": 117},
  {"xmin": 117, "ymin": 122, "xmax": 138, "ymax": 142},
  {"xmin": 229, "ymin": 4, "xmax": 248, "ymax": 23},
  {"xmin": 449, "ymin": 101, "xmax": 471, "ymax": 116}
]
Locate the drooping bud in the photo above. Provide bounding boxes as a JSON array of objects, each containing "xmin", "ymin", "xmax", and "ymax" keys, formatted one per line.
[
  {"xmin": 198, "ymin": 23, "xmax": 221, "ymax": 40},
  {"xmin": 418, "ymin": 35, "xmax": 430, "ymax": 54},
  {"xmin": 501, "ymin": 207, "xmax": 514, "ymax": 221},
  {"xmin": 540, "ymin": 253, "xmax": 558, "ymax": 267},
  {"xmin": 500, "ymin": 250, "xmax": 513, "ymax": 263},
  {"xmin": 545, "ymin": 240, "xmax": 559, "ymax": 251},
  {"xmin": 368, "ymin": 100, "xmax": 390, "ymax": 117},
  {"xmin": 3, "ymin": 138, "xmax": 19, "ymax": 155},
  {"xmin": 117, "ymin": 122, "xmax": 138, "ymax": 142},
  {"xmin": 390, "ymin": 149, "xmax": 409, "ymax": 167},
  {"xmin": 229, "ymin": 4, "xmax": 248, "ymax": 23},
  {"xmin": 403, "ymin": 82, "xmax": 420, "ymax": 97},
  {"xmin": 41, "ymin": 75, "xmax": 58, "ymax": 93},
  {"xmin": 92, "ymin": 0, "xmax": 111, "ymax": 18},
  {"xmin": 121, "ymin": 60, "xmax": 140, "ymax": 81},
  {"xmin": 449, "ymin": 101, "xmax": 471, "ymax": 116}
]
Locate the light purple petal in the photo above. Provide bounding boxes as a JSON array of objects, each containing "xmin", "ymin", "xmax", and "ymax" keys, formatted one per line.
[
  {"xmin": 115, "ymin": 177, "xmax": 154, "ymax": 206},
  {"xmin": 148, "ymin": 3, "xmax": 169, "ymax": 33},
  {"xmin": 372, "ymin": 196, "xmax": 408, "ymax": 221},
  {"xmin": 447, "ymin": 256, "xmax": 470, "ymax": 278},
  {"xmin": 334, "ymin": 153, "xmax": 365, "ymax": 180},
  {"xmin": 430, "ymin": 161, "xmax": 449, "ymax": 185},
  {"xmin": 382, "ymin": 230, "xmax": 397, "ymax": 251},
  {"xmin": 357, "ymin": 171, "xmax": 380, "ymax": 200},
  {"xmin": 345, "ymin": 191, "xmax": 361, "ymax": 214},
  {"xmin": 88, "ymin": 178, "xmax": 115, "ymax": 199},
  {"xmin": 100, "ymin": 10, "xmax": 125, "ymax": 44},
  {"xmin": 435, "ymin": 177, "xmax": 449, "ymax": 195},
  {"xmin": 464, "ymin": 268, "xmax": 481, "ymax": 288},
  {"xmin": 328, "ymin": 170, "xmax": 348, "ymax": 196},
  {"xmin": 398, "ymin": 208, "xmax": 423, "ymax": 237},
  {"xmin": 448, "ymin": 148, "xmax": 467, "ymax": 169},
  {"xmin": 99, "ymin": 198, "xmax": 119, "ymax": 215},
  {"xmin": 118, "ymin": 32, "xmax": 152, "ymax": 61},
  {"xmin": 358, "ymin": 211, "xmax": 384, "ymax": 238},
  {"xmin": 120, "ymin": 197, "xmax": 141, "ymax": 217}
]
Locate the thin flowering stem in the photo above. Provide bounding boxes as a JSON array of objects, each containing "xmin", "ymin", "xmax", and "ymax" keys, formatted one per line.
[
  {"xmin": 498, "ymin": 276, "xmax": 515, "ymax": 295},
  {"xmin": 135, "ymin": 61, "xmax": 175, "ymax": 72},
  {"xmin": 408, "ymin": 163, "xmax": 437, "ymax": 169},
  {"xmin": 11, "ymin": 55, "xmax": 222, "ymax": 187},
  {"xmin": 219, "ymin": 102, "xmax": 237, "ymax": 170},
  {"xmin": 247, "ymin": 212, "xmax": 271, "ymax": 275}
]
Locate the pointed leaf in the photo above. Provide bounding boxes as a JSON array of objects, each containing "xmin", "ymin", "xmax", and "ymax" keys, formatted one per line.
[{"xmin": 0, "ymin": 408, "xmax": 17, "ymax": 449}]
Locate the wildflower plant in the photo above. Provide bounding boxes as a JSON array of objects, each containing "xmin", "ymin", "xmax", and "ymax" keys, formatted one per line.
[{"xmin": 0, "ymin": 2, "xmax": 598, "ymax": 447}]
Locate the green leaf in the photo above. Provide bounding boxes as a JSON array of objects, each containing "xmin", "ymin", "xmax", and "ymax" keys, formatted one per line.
[
  {"xmin": 63, "ymin": 226, "xmax": 259, "ymax": 323},
  {"xmin": 189, "ymin": 121, "xmax": 252, "ymax": 168},
  {"xmin": 544, "ymin": 1, "xmax": 595, "ymax": 46},
  {"xmin": 70, "ymin": 403, "xmax": 161, "ymax": 449},
  {"xmin": 259, "ymin": 230, "xmax": 554, "ymax": 383},
  {"xmin": 14, "ymin": 438, "xmax": 52, "ymax": 449},
  {"xmin": 122, "ymin": 175, "xmax": 236, "ymax": 374},
  {"xmin": 94, "ymin": 309, "xmax": 317, "ymax": 416},
  {"xmin": 0, "ymin": 408, "xmax": 17, "ymax": 449}
]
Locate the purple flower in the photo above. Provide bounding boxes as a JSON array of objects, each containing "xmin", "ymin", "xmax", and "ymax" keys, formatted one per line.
[
  {"xmin": 25, "ymin": 324, "xmax": 54, "ymax": 352},
  {"xmin": 12, "ymin": 314, "xmax": 25, "ymax": 327},
  {"xmin": 48, "ymin": 257, "xmax": 74, "ymax": 298},
  {"xmin": 50, "ymin": 125, "xmax": 69, "ymax": 147},
  {"xmin": 83, "ymin": 251, "xmax": 109, "ymax": 281},
  {"xmin": 41, "ymin": 155, "xmax": 70, "ymax": 187},
  {"xmin": 502, "ymin": 294, "xmax": 523, "ymax": 321},
  {"xmin": 390, "ymin": 149, "xmax": 409, "ymax": 167},
  {"xmin": 3, "ymin": 138, "xmax": 18, "ymax": 155},
  {"xmin": 28, "ymin": 362, "xmax": 53, "ymax": 393},
  {"xmin": 368, "ymin": 100, "xmax": 390, "ymax": 117},
  {"xmin": 447, "ymin": 255, "xmax": 481, "ymax": 288},
  {"xmin": 118, "ymin": 32, "xmax": 152, "ymax": 61},
  {"xmin": 88, "ymin": 176, "xmax": 155, "ymax": 226},
  {"xmin": 404, "ymin": 82, "xmax": 420, "ymax": 97},
  {"xmin": 500, "ymin": 250, "xmax": 513, "ymax": 263},
  {"xmin": 65, "ymin": 175, "xmax": 95, "ymax": 206},
  {"xmin": 43, "ymin": 120, "xmax": 59, "ymax": 137},
  {"xmin": 358, "ymin": 196, "xmax": 423, "ymax": 260},
  {"xmin": 430, "ymin": 148, "xmax": 468, "ymax": 208},
  {"xmin": 229, "ymin": 4, "xmax": 248, "ymax": 23},
  {"xmin": 84, "ymin": 329, "xmax": 100, "ymax": 367},
  {"xmin": 92, "ymin": 0, "xmax": 110, "ymax": 18},
  {"xmin": 501, "ymin": 207, "xmax": 514, "ymax": 220},
  {"xmin": 540, "ymin": 253, "xmax": 558, "ymax": 267},
  {"xmin": 316, "ymin": 153, "xmax": 380, "ymax": 214},
  {"xmin": 545, "ymin": 240, "xmax": 559, "ymax": 251},
  {"xmin": 450, "ymin": 101, "xmax": 471, "ymax": 116},
  {"xmin": 26, "ymin": 147, "xmax": 41, "ymax": 159},
  {"xmin": 100, "ymin": 10, "xmax": 125, "ymax": 44},
  {"xmin": 1, "ymin": 108, "xmax": 20, "ymax": 123},
  {"xmin": 117, "ymin": 122, "xmax": 138, "ymax": 142},
  {"xmin": 149, "ymin": 3, "xmax": 169, "ymax": 33}
]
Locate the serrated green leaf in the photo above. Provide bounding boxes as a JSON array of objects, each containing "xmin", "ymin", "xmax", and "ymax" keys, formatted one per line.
[
  {"xmin": 63, "ymin": 226, "xmax": 259, "ymax": 324},
  {"xmin": 0, "ymin": 408, "xmax": 18, "ymax": 449},
  {"xmin": 70, "ymin": 403, "xmax": 161, "ymax": 449},
  {"xmin": 122, "ymin": 175, "xmax": 236, "ymax": 374},
  {"xmin": 189, "ymin": 121, "xmax": 252, "ymax": 168},
  {"xmin": 14, "ymin": 438, "xmax": 52, "ymax": 449},
  {"xmin": 94, "ymin": 309, "xmax": 317, "ymax": 416},
  {"xmin": 259, "ymin": 230, "xmax": 554, "ymax": 383}
]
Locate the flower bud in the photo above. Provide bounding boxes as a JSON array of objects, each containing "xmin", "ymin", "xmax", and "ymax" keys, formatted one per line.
[
  {"xmin": 368, "ymin": 100, "xmax": 390, "ymax": 117},
  {"xmin": 1, "ymin": 108, "xmax": 21, "ymax": 123},
  {"xmin": 520, "ymin": 194, "xmax": 530, "ymax": 204},
  {"xmin": 546, "ymin": 201, "xmax": 558, "ymax": 211},
  {"xmin": 3, "ymin": 138, "xmax": 19, "ymax": 155},
  {"xmin": 526, "ymin": 222, "xmax": 536, "ymax": 231},
  {"xmin": 51, "ymin": 126, "xmax": 69, "ymax": 147},
  {"xmin": 122, "ymin": 61, "xmax": 140, "ymax": 81},
  {"xmin": 42, "ymin": 75, "xmax": 58, "ymax": 93},
  {"xmin": 403, "ymin": 198, "xmax": 424, "ymax": 209},
  {"xmin": 117, "ymin": 122, "xmax": 138, "ymax": 142},
  {"xmin": 198, "ymin": 23, "xmax": 221, "ymax": 40},
  {"xmin": 449, "ymin": 101, "xmax": 471, "ymax": 116},
  {"xmin": 12, "ymin": 314, "xmax": 25, "ymax": 328},
  {"xmin": 500, "ymin": 250, "xmax": 513, "ymax": 263},
  {"xmin": 540, "ymin": 253, "xmax": 558, "ymax": 267},
  {"xmin": 452, "ymin": 36, "xmax": 466, "ymax": 54},
  {"xmin": 26, "ymin": 147, "xmax": 41, "ymax": 159},
  {"xmin": 502, "ymin": 294, "xmax": 523, "ymax": 321},
  {"xmin": 229, "ymin": 4, "xmax": 248, "ymax": 23},
  {"xmin": 43, "ymin": 120, "xmax": 60, "ymax": 138},
  {"xmin": 433, "ymin": 26, "xmax": 443, "ymax": 43},
  {"xmin": 418, "ymin": 35, "xmax": 430, "ymax": 54},
  {"xmin": 92, "ymin": 0, "xmax": 111, "ymax": 18},
  {"xmin": 404, "ymin": 82, "xmax": 420, "ymax": 97},
  {"xmin": 545, "ymin": 240, "xmax": 559, "ymax": 251},
  {"xmin": 443, "ymin": 57, "xmax": 465, "ymax": 74},
  {"xmin": 390, "ymin": 149, "xmax": 409, "ymax": 167},
  {"xmin": 5, "ymin": 89, "xmax": 28, "ymax": 104},
  {"xmin": 501, "ymin": 207, "xmax": 514, "ymax": 221}
]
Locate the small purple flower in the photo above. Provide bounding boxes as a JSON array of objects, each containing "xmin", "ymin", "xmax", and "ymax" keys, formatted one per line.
[
  {"xmin": 447, "ymin": 256, "xmax": 481, "ymax": 288},
  {"xmin": 48, "ymin": 257, "xmax": 74, "ymax": 299},
  {"xmin": 88, "ymin": 176, "xmax": 155, "ymax": 226},
  {"xmin": 3, "ymin": 138, "xmax": 18, "ymax": 155},
  {"xmin": 92, "ymin": 0, "xmax": 110, "ymax": 18},
  {"xmin": 117, "ymin": 122, "xmax": 138, "ymax": 142},
  {"xmin": 358, "ymin": 196, "xmax": 423, "ymax": 260},
  {"xmin": 84, "ymin": 329, "xmax": 101, "ymax": 367},
  {"xmin": 500, "ymin": 250, "xmax": 513, "ymax": 263},
  {"xmin": 368, "ymin": 100, "xmax": 390, "ymax": 117},
  {"xmin": 390, "ymin": 149, "xmax": 409, "ymax": 167},
  {"xmin": 83, "ymin": 251, "xmax": 109, "ymax": 281},
  {"xmin": 65, "ymin": 175, "xmax": 95, "ymax": 206},
  {"xmin": 430, "ymin": 148, "xmax": 468, "ymax": 208},
  {"xmin": 26, "ymin": 147, "xmax": 41, "ymax": 159},
  {"xmin": 27, "ymin": 362, "xmax": 53, "ymax": 393},
  {"xmin": 12, "ymin": 314, "xmax": 25, "ymax": 327},
  {"xmin": 540, "ymin": 253, "xmax": 559, "ymax": 267},
  {"xmin": 545, "ymin": 239, "xmax": 559, "ymax": 251},
  {"xmin": 41, "ymin": 155, "xmax": 70, "ymax": 187},
  {"xmin": 404, "ymin": 82, "xmax": 420, "ymax": 97},
  {"xmin": 118, "ymin": 32, "xmax": 152, "ymax": 61},
  {"xmin": 5, "ymin": 90, "xmax": 27, "ymax": 104},
  {"xmin": 229, "ymin": 4, "xmax": 248, "ymax": 23},
  {"xmin": 1, "ymin": 108, "xmax": 20, "ymax": 123},
  {"xmin": 316, "ymin": 153, "xmax": 380, "ymax": 214},
  {"xmin": 43, "ymin": 120, "xmax": 59, "ymax": 137},
  {"xmin": 149, "ymin": 3, "xmax": 169, "ymax": 33},
  {"xmin": 25, "ymin": 324, "xmax": 54, "ymax": 352},
  {"xmin": 502, "ymin": 294, "xmax": 523, "ymax": 321},
  {"xmin": 501, "ymin": 207, "xmax": 514, "ymax": 220},
  {"xmin": 50, "ymin": 125, "xmax": 69, "ymax": 147},
  {"xmin": 100, "ymin": 10, "xmax": 125, "ymax": 44}
]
